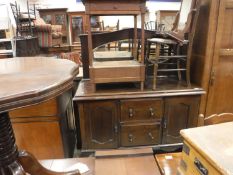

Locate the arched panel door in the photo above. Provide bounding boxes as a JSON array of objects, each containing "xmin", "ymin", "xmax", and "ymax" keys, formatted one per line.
[{"xmin": 84, "ymin": 101, "xmax": 118, "ymax": 149}]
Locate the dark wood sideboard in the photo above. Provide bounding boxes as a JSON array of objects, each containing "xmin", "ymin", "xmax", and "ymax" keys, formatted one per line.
[{"xmin": 74, "ymin": 80, "xmax": 204, "ymax": 150}]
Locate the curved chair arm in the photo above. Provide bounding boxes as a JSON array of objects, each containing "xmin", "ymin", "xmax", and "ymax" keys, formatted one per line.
[{"xmin": 18, "ymin": 150, "xmax": 81, "ymax": 175}]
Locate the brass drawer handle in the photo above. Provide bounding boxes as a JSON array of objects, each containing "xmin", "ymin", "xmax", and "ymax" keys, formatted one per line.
[
  {"xmin": 149, "ymin": 107, "xmax": 155, "ymax": 117},
  {"xmin": 148, "ymin": 132, "xmax": 154, "ymax": 140},
  {"xmin": 194, "ymin": 158, "xmax": 208, "ymax": 175},
  {"xmin": 128, "ymin": 134, "xmax": 134, "ymax": 142},
  {"xmin": 129, "ymin": 108, "xmax": 134, "ymax": 118}
]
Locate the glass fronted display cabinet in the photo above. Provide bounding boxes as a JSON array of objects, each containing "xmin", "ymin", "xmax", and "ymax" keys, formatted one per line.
[
  {"xmin": 38, "ymin": 8, "xmax": 68, "ymax": 44},
  {"xmin": 68, "ymin": 11, "xmax": 86, "ymax": 44}
]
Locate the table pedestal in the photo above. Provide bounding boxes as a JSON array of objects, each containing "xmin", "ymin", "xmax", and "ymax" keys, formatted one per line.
[{"xmin": 0, "ymin": 112, "xmax": 80, "ymax": 175}]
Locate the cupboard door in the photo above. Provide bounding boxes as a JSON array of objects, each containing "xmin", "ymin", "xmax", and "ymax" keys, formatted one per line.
[
  {"xmin": 206, "ymin": 1, "xmax": 233, "ymax": 115},
  {"xmin": 162, "ymin": 96, "xmax": 200, "ymax": 144},
  {"xmin": 12, "ymin": 120, "xmax": 64, "ymax": 160},
  {"xmin": 71, "ymin": 16, "xmax": 84, "ymax": 43},
  {"xmin": 9, "ymin": 98, "xmax": 64, "ymax": 160},
  {"xmin": 83, "ymin": 101, "xmax": 118, "ymax": 149}
]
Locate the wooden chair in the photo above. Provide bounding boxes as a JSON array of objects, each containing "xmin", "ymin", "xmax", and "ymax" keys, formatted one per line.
[
  {"xmin": 91, "ymin": 20, "xmax": 105, "ymax": 31},
  {"xmin": 146, "ymin": 0, "xmax": 200, "ymax": 90},
  {"xmin": 145, "ymin": 21, "xmax": 165, "ymax": 32},
  {"xmin": 10, "ymin": 1, "xmax": 36, "ymax": 37},
  {"xmin": 198, "ymin": 113, "xmax": 233, "ymax": 126},
  {"xmin": 103, "ymin": 19, "xmax": 120, "ymax": 51}
]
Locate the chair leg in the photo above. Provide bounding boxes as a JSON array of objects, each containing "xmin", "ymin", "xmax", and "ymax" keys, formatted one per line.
[
  {"xmin": 153, "ymin": 63, "xmax": 158, "ymax": 90},
  {"xmin": 140, "ymin": 81, "xmax": 144, "ymax": 91},
  {"xmin": 177, "ymin": 59, "xmax": 182, "ymax": 81},
  {"xmin": 186, "ymin": 46, "xmax": 191, "ymax": 87},
  {"xmin": 186, "ymin": 66, "xmax": 191, "ymax": 87}
]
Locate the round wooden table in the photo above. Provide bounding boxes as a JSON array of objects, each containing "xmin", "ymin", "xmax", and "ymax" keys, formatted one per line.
[{"xmin": 0, "ymin": 57, "xmax": 80, "ymax": 175}]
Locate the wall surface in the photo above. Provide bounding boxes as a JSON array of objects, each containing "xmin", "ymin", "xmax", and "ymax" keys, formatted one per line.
[{"xmin": 0, "ymin": 0, "xmax": 16, "ymax": 28}]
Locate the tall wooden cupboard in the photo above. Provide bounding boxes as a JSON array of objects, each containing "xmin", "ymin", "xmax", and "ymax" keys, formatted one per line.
[{"xmin": 190, "ymin": 0, "xmax": 233, "ymax": 116}]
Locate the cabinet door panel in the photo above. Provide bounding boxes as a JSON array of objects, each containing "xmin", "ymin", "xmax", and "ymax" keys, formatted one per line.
[
  {"xmin": 162, "ymin": 96, "xmax": 200, "ymax": 144},
  {"xmin": 12, "ymin": 121, "xmax": 64, "ymax": 160},
  {"xmin": 84, "ymin": 101, "xmax": 118, "ymax": 149},
  {"xmin": 206, "ymin": 3, "xmax": 233, "ymax": 115}
]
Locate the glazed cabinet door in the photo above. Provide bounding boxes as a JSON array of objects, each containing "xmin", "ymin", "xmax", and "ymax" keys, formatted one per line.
[
  {"xmin": 80, "ymin": 101, "xmax": 118, "ymax": 149},
  {"xmin": 162, "ymin": 96, "xmax": 200, "ymax": 144}
]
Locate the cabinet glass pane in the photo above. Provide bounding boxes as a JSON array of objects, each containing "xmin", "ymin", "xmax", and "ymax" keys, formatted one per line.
[
  {"xmin": 71, "ymin": 16, "xmax": 83, "ymax": 43},
  {"xmin": 42, "ymin": 15, "xmax": 52, "ymax": 24},
  {"xmin": 55, "ymin": 14, "xmax": 65, "ymax": 25}
]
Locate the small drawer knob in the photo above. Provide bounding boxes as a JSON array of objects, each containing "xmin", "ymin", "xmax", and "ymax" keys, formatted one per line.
[
  {"xmin": 128, "ymin": 134, "xmax": 134, "ymax": 142},
  {"xmin": 148, "ymin": 132, "xmax": 154, "ymax": 140},
  {"xmin": 129, "ymin": 108, "xmax": 134, "ymax": 118},
  {"xmin": 149, "ymin": 107, "xmax": 155, "ymax": 117}
]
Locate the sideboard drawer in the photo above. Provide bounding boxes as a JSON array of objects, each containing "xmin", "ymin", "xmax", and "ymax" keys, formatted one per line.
[
  {"xmin": 120, "ymin": 122, "xmax": 161, "ymax": 147},
  {"xmin": 120, "ymin": 98, "xmax": 163, "ymax": 122}
]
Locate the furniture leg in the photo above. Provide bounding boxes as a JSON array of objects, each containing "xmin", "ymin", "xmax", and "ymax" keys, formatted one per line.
[
  {"xmin": 186, "ymin": 53, "xmax": 191, "ymax": 87},
  {"xmin": 153, "ymin": 63, "xmax": 158, "ymax": 90},
  {"xmin": 140, "ymin": 81, "xmax": 144, "ymax": 91},
  {"xmin": 0, "ymin": 112, "xmax": 21, "ymax": 175},
  {"xmin": 0, "ymin": 112, "xmax": 80, "ymax": 175},
  {"xmin": 177, "ymin": 59, "xmax": 182, "ymax": 81}
]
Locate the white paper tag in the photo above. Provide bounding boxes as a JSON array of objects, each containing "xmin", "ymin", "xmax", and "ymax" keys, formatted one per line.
[{"xmin": 165, "ymin": 155, "xmax": 173, "ymax": 160}]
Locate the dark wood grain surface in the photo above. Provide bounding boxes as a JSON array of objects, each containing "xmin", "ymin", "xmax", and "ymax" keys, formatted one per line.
[
  {"xmin": 74, "ymin": 79, "xmax": 205, "ymax": 101},
  {"xmin": 0, "ymin": 57, "xmax": 79, "ymax": 112}
]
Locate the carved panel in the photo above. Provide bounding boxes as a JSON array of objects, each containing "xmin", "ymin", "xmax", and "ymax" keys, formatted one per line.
[{"xmin": 84, "ymin": 101, "xmax": 118, "ymax": 149}]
